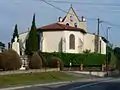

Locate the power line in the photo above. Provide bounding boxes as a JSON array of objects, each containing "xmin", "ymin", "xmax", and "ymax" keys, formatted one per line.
[
  {"xmin": 35, "ymin": 0, "xmax": 120, "ymax": 30},
  {"xmin": 36, "ymin": 0, "xmax": 120, "ymax": 13},
  {"xmin": 76, "ymin": 9, "xmax": 120, "ymax": 13},
  {"xmin": 87, "ymin": 18, "xmax": 120, "ymax": 29},
  {"xmin": 39, "ymin": 0, "xmax": 120, "ymax": 14},
  {"xmin": 36, "ymin": 0, "xmax": 98, "ymax": 21},
  {"xmin": 100, "ymin": 23, "xmax": 114, "ymax": 48},
  {"xmin": 39, "ymin": 0, "xmax": 68, "ymax": 13},
  {"xmin": 45, "ymin": 0, "xmax": 120, "ymax": 7},
  {"xmin": 100, "ymin": 23, "xmax": 107, "ymax": 38},
  {"xmin": 102, "ymin": 21, "xmax": 120, "ymax": 28},
  {"xmin": 86, "ymin": 17, "xmax": 97, "ymax": 21},
  {"xmin": 46, "ymin": 0, "xmax": 120, "ymax": 13}
]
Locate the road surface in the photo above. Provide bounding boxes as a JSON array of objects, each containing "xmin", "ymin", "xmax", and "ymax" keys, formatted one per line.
[{"xmin": 15, "ymin": 78, "xmax": 120, "ymax": 90}]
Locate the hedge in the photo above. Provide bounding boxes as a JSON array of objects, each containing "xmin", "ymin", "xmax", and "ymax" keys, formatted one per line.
[{"xmin": 42, "ymin": 52, "xmax": 106, "ymax": 66}]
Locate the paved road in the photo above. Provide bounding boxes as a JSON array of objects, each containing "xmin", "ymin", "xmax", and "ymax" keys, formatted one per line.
[
  {"xmin": 15, "ymin": 81, "xmax": 94, "ymax": 90},
  {"xmin": 15, "ymin": 78, "xmax": 120, "ymax": 90}
]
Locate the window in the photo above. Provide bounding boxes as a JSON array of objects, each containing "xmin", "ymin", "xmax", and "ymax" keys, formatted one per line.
[
  {"xmin": 74, "ymin": 23, "xmax": 77, "ymax": 27},
  {"xmin": 70, "ymin": 16, "xmax": 73, "ymax": 22},
  {"xmin": 66, "ymin": 23, "xmax": 69, "ymax": 26},
  {"xmin": 69, "ymin": 34, "xmax": 75, "ymax": 49}
]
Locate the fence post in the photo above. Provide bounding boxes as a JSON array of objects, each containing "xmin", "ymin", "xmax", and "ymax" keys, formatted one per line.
[
  {"xmin": 102, "ymin": 64, "xmax": 105, "ymax": 72},
  {"xmin": 107, "ymin": 64, "xmax": 110, "ymax": 71},
  {"xmin": 57, "ymin": 61, "xmax": 60, "ymax": 71},
  {"xmin": 69, "ymin": 62, "xmax": 72, "ymax": 71},
  {"xmin": 80, "ymin": 64, "xmax": 83, "ymax": 71}
]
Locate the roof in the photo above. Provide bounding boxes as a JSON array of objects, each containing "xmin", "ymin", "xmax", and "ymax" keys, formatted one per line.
[
  {"xmin": 101, "ymin": 37, "xmax": 108, "ymax": 43},
  {"xmin": 37, "ymin": 23, "xmax": 86, "ymax": 33}
]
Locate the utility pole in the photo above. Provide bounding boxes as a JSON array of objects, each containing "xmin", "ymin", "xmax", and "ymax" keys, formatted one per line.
[
  {"xmin": 97, "ymin": 18, "xmax": 100, "ymax": 38},
  {"xmin": 96, "ymin": 18, "xmax": 100, "ymax": 53},
  {"xmin": 106, "ymin": 26, "xmax": 112, "ymax": 76}
]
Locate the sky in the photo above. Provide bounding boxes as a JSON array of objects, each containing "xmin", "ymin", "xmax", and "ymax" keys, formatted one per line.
[{"xmin": 0, "ymin": 0, "xmax": 120, "ymax": 47}]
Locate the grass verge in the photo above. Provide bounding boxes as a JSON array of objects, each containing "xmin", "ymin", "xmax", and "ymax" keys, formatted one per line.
[{"xmin": 0, "ymin": 71, "xmax": 80, "ymax": 88}]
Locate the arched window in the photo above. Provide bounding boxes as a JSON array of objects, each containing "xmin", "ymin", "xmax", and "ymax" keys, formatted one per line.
[
  {"xmin": 66, "ymin": 23, "xmax": 69, "ymax": 26},
  {"xmin": 74, "ymin": 23, "xmax": 77, "ymax": 27},
  {"xmin": 69, "ymin": 34, "xmax": 75, "ymax": 49},
  {"xmin": 70, "ymin": 16, "xmax": 73, "ymax": 22}
]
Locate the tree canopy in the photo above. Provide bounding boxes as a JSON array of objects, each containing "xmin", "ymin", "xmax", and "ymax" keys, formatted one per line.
[
  {"xmin": 114, "ymin": 47, "xmax": 120, "ymax": 59},
  {"xmin": 0, "ymin": 41, "xmax": 5, "ymax": 51},
  {"xmin": 25, "ymin": 14, "xmax": 39, "ymax": 55},
  {"xmin": 11, "ymin": 24, "xmax": 19, "ymax": 43}
]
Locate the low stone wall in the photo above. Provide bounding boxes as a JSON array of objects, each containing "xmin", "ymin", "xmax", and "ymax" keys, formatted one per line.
[
  {"xmin": 108, "ymin": 70, "xmax": 119, "ymax": 77},
  {"xmin": 69, "ymin": 71, "xmax": 107, "ymax": 77},
  {"xmin": 67, "ymin": 70, "xmax": 120, "ymax": 77},
  {"xmin": 0, "ymin": 68, "xmax": 60, "ymax": 76}
]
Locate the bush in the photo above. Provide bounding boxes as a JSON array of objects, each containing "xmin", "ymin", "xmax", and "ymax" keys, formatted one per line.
[
  {"xmin": 29, "ymin": 52, "xmax": 42, "ymax": 69},
  {"xmin": 0, "ymin": 49, "xmax": 22, "ymax": 71},
  {"xmin": 0, "ymin": 53, "xmax": 5, "ymax": 70},
  {"xmin": 37, "ymin": 51, "xmax": 46, "ymax": 68},
  {"xmin": 49, "ymin": 56, "xmax": 64, "ymax": 70}
]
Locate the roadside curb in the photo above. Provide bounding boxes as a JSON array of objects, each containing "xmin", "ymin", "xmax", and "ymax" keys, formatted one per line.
[
  {"xmin": 0, "ymin": 81, "xmax": 72, "ymax": 90},
  {"xmin": 0, "ymin": 78, "xmax": 113, "ymax": 90}
]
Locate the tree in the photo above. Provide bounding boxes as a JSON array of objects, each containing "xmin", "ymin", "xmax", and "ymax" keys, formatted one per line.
[
  {"xmin": 0, "ymin": 41, "xmax": 5, "ymax": 51},
  {"xmin": 108, "ymin": 51, "xmax": 111, "ymax": 64},
  {"xmin": 114, "ymin": 47, "xmax": 120, "ymax": 58},
  {"xmin": 25, "ymin": 14, "xmax": 39, "ymax": 55},
  {"xmin": 11, "ymin": 24, "xmax": 19, "ymax": 43},
  {"xmin": 108, "ymin": 43, "xmax": 114, "ymax": 52},
  {"xmin": 114, "ymin": 47, "xmax": 120, "ymax": 73}
]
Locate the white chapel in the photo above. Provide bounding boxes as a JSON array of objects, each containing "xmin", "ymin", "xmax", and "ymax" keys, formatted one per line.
[{"xmin": 18, "ymin": 6, "xmax": 106, "ymax": 55}]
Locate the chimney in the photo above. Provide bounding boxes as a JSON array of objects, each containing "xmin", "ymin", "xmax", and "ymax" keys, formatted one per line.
[
  {"xmin": 58, "ymin": 17, "xmax": 63, "ymax": 22},
  {"xmin": 81, "ymin": 16, "xmax": 86, "ymax": 22}
]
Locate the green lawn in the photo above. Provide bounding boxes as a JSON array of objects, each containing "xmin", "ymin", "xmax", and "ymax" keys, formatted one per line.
[{"xmin": 0, "ymin": 71, "xmax": 79, "ymax": 88}]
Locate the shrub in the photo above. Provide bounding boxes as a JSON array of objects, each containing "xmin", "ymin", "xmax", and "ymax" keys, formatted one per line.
[
  {"xmin": 50, "ymin": 56, "xmax": 64, "ymax": 70},
  {"xmin": 114, "ymin": 47, "xmax": 120, "ymax": 71},
  {"xmin": 0, "ymin": 49, "xmax": 22, "ymax": 71},
  {"xmin": 37, "ymin": 51, "xmax": 46, "ymax": 68},
  {"xmin": 0, "ymin": 53, "xmax": 5, "ymax": 69},
  {"xmin": 29, "ymin": 52, "xmax": 42, "ymax": 69}
]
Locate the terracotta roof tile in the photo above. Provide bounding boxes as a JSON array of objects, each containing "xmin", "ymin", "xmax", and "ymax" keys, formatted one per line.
[{"xmin": 37, "ymin": 23, "xmax": 86, "ymax": 33}]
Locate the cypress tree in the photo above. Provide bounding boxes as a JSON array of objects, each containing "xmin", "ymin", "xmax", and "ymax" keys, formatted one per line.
[
  {"xmin": 11, "ymin": 24, "xmax": 19, "ymax": 43},
  {"xmin": 25, "ymin": 14, "xmax": 39, "ymax": 55}
]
